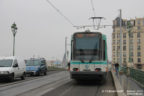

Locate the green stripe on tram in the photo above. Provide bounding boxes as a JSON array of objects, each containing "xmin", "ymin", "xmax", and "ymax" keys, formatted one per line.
[{"xmin": 70, "ymin": 61, "xmax": 107, "ymax": 64}]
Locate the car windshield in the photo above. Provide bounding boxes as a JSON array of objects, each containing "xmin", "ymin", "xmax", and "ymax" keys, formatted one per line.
[
  {"xmin": 26, "ymin": 60, "xmax": 40, "ymax": 66},
  {"xmin": 0, "ymin": 60, "xmax": 13, "ymax": 67}
]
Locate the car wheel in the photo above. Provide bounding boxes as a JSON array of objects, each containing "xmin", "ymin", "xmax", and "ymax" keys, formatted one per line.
[
  {"xmin": 44, "ymin": 71, "xmax": 47, "ymax": 75},
  {"xmin": 10, "ymin": 74, "xmax": 14, "ymax": 82},
  {"xmin": 36, "ymin": 72, "xmax": 40, "ymax": 76},
  {"xmin": 21, "ymin": 73, "xmax": 26, "ymax": 80}
]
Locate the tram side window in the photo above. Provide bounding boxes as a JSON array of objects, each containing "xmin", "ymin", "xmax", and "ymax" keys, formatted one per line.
[{"xmin": 103, "ymin": 40, "xmax": 106, "ymax": 60}]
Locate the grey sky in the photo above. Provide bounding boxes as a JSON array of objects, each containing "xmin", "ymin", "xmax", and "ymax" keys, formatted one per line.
[{"xmin": 0, "ymin": 0, "xmax": 144, "ymax": 60}]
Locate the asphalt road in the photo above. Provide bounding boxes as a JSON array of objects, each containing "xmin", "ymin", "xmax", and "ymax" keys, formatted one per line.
[
  {"xmin": 43, "ymin": 72, "xmax": 117, "ymax": 96},
  {"xmin": 0, "ymin": 71, "xmax": 59, "ymax": 87},
  {"xmin": 0, "ymin": 71, "xmax": 116, "ymax": 96},
  {"xmin": 0, "ymin": 71, "xmax": 69, "ymax": 96}
]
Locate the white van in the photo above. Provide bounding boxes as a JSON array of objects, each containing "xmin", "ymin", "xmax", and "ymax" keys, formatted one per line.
[{"xmin": 0, "ymin": 56, "xmax": 26, "ymax": 81}]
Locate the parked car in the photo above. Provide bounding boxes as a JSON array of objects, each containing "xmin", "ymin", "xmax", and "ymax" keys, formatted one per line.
[
  {"xmin": 25, "ymin": 58, "xmax": 47, "ymax": 76},
  {"xmin": 0, "ymin": 56, "xmax": 26, "ymax": 81}
]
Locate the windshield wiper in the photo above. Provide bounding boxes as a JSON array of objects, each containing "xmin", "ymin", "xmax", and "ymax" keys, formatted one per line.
[
  {"xmin": 89, "ymin": 59, "xmax": 93, "ymax": 63},
  {"xmin": 80, "ymin": 59, "xmax": 84, "ymax": 63}
]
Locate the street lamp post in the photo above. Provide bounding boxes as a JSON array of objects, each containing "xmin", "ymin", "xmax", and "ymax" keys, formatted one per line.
[{"xmin": 11, "ymin": 22, "xmax": 18, "ymax": 56}]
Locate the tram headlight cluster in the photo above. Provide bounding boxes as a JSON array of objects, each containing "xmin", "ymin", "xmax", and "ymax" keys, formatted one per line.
[
  {"xmin": 73, "ymin": 68, "xmax": 79, "ymax": 72},
  {"xmin": 95, "ymin": 68, "xmax": 101, "ymax": 72}
]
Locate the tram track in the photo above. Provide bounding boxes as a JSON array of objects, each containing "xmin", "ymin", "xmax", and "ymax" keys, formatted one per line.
[
  {"xmin": 17, "ymin": 76, "xmax": 72, "ymax": 96},
  {"xmin": 43, "ymin": 72, "xmax": 117, "ymax": 96}
]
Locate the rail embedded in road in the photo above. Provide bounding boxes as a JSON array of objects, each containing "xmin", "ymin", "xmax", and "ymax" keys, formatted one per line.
[{"xmin": 43, "ymin": 72, "xmax": 117, "ymax": 96}]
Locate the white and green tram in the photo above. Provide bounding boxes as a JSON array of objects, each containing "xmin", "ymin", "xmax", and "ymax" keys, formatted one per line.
[{"xmin": 70, "ymin": 31, "xmax": 108, "ymax": 81}]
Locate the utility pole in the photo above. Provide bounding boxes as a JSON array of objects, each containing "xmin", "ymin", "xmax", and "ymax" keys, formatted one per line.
[
  {"xmin": 11, "ymin": 22, "xmax": 18, "ymax": 56},
  {"xmin": 119, "ymin": 9, "xmax": 122, "ymax": 67}
]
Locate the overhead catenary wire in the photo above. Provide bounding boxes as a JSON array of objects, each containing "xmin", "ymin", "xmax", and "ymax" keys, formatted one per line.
[
  {"xmin": 89, "ymin": 0, "xmax": 108, "ymax": 30},
  {"xmin": 90, "ymin": 0, "xmax": 97, "ymax": 28},
  {"xmin": 46, "ymin": 0, "xmax": 75, "ymax": 26},
  {"xmin": 90, "ymin": 0, "xmax": 96, "ymax": 17}
]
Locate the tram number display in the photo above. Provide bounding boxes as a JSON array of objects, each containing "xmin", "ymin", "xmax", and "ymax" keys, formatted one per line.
[{"xmin": 76, "ymin": 34, "xmax": 97, "ymax": 38}]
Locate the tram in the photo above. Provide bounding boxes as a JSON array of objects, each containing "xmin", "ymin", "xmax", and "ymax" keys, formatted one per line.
[{"xmin": 70, "ymin": 30, "xmax": 108, "ymax": 82}]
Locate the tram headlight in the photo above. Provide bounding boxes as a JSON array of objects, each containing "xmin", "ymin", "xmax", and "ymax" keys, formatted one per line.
[
  {"xmin": 73, "ymin": 68, "xmax": 79, "ymax": 72},
  {"xmin": 95, "ymin": 68, "xmax": 101, "ymax": 72}
]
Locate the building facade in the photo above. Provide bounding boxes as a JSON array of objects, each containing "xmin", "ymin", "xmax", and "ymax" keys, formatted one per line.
[{"xmin": 112, "ymin": 17, "xmax": 144, "ymax": 70}]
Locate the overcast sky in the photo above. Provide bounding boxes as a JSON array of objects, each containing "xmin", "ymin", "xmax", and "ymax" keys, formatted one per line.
[{"xmin": 0, "ymin": 0, "xmax": 144, "ymax": 60}]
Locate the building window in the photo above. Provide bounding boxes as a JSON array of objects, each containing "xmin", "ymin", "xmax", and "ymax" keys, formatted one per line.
[
  {"xmin": 137, "ymin": 32, "xmax": 140, "ymax": 38},
  {"xmin": 137, "ymin": 20, "xmax": 141, "ymax": 25},
  {"xmin": 138, "ymin": 58, "xmax": 141, "ymax": 62},
  {"xmin": 117, "ymin": 52, "xmax": 120, "ymax": 57},
  {"xmin": 137, "ymin": 26, "xmax": 141, "ymax": 30},
  {"xmin": 130, "ymin": 33, "xmax": 133, "ymax": 38},
  {"xmin": 130, "ymin": 52, "xmax": 133, "ymax": 56},
  {"xmin": 117, "ymin": 46, "xmax": 120, "ymax": 50},
  {"xmin": 137, "ymin": 45, "xmax": 141, "ymax": 50},
  {"xmin": 123, "ymin": 52, "xmax": 126, "ymax": 57},
  {"xmin": 117, "ymin": 58, "xmax": 120, "ymax": 62},
  {"xmin": 137, "ymin": 39, "xmax": 141, "ymax": 44},
  {"xmin": 123, "ymin": 40, "xmax": 126, "ymax": 44},
  {"xmin": 130, "ymin": 45, "xmax": 133, "ymax": 50},
  {"xmin": 113, "ymin": 58, "xmax": 115, "ymax": 62},
  {"xmin": 117, "ymin": 40, "xmax": 120, "ymax": 45},
  {"xmin": 113, "ymin": 40, "xmax": 115, "ymax": 44},
  {"xmin": 113, "ymin": 53, "xmax": 115, "ymax": 57},
  {"xmin": 112, "ymin": 34, "xmax": 115, "ymax": 39},
  {"xmin": 123, "ymin": 33, "xmax": 126, "ymax": 38},
  {"xmin": 117, "ymin": 33, "xmax": 120, "ymax": 38},
  {"xmin": 123, "ymin": 58, "xmax": 126, "ymax": 63},
  {"xmin": 123, "ymin": 46, "xmax": 126, "ymax": 51},
  {"xmin": 113, "ymin": 46, "xmax": 115, "ymax": 51},
  {"xmin": 137, "ymin": 52, "xmax": 141, "ymax": 57},
  {"xmin": 130, "ymin": 39, "xmax": 133, "ymax": 44}
]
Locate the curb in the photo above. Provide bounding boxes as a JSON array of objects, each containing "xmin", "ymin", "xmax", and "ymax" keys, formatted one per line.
[{"xmin": 111, "ymin": 70, "xmax": 126, "ymax": 96}]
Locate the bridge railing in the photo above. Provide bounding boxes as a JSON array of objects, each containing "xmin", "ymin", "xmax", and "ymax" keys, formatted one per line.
[{"xmin": 121, "ymin": 67, "xmax": 144, "ymax": 87}]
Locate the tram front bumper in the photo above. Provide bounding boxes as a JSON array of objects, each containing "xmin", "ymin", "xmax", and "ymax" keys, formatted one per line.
[{"xmin": 70, "ymin": 71, "xmax": 107, "ymax": 80}]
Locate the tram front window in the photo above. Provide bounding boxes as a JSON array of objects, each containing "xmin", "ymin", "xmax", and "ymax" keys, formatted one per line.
[{"xmin": 73, "ymin": 35, "xmax": 101, "ymax": 60}]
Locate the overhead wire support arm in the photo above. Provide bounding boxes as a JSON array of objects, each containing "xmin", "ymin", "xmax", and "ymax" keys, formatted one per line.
[
  {"xmin": 73, "ymin": 24, "xmax": 112, "ymax": 30},
  {"xmin": 89, "ymin": 17, "xmax": 105, "ymax": 30},
  {"xmin": 89, "ymin": 0, "xmax": 106, "ymax": 30},
  {"xmin": 46, "ymin": 0, "xmax": 75, "ymax": 26}
]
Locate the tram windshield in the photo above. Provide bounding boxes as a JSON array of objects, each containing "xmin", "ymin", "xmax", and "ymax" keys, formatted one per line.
[
  {"xmin": 75, "ymin": 37, "xmax": 100, "ymax": 50},
  {"xmin": 73, "ymin": 33, "xmax": 102, "ymax": 61}
]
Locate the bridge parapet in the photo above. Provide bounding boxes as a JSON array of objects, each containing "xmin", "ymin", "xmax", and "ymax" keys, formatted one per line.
[
  {"xmin": 111, "ymin": 67, "xmax": 144, "ymax": 96},
  {"xmin": 121, "ymin": 67, "xmax": 144, "ymax": 87}
]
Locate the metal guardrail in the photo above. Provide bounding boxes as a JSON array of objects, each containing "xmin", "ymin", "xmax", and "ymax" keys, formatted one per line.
[
  {"xmin": 121, "ymin": 67, "xmax": 144, "ymax": 86},
  {"xmin": 121, "ymin": 67, "xmax": 127, "ymax": 74}
]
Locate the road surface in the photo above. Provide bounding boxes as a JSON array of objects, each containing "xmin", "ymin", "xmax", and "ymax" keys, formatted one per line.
[{"xmin": 0, "ymin": 71, "xmax": 116, "ymax": 96}]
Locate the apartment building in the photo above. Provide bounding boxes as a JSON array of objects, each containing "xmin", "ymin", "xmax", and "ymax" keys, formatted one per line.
[{"xmin": 112, "ymin": 17, "xmax": 144, "ymax": 70}]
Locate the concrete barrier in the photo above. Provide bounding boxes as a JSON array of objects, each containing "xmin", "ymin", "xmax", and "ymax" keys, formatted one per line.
[{"xmin": 111, "ymin": 70, "xmax": 126, "ymax": 96}]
